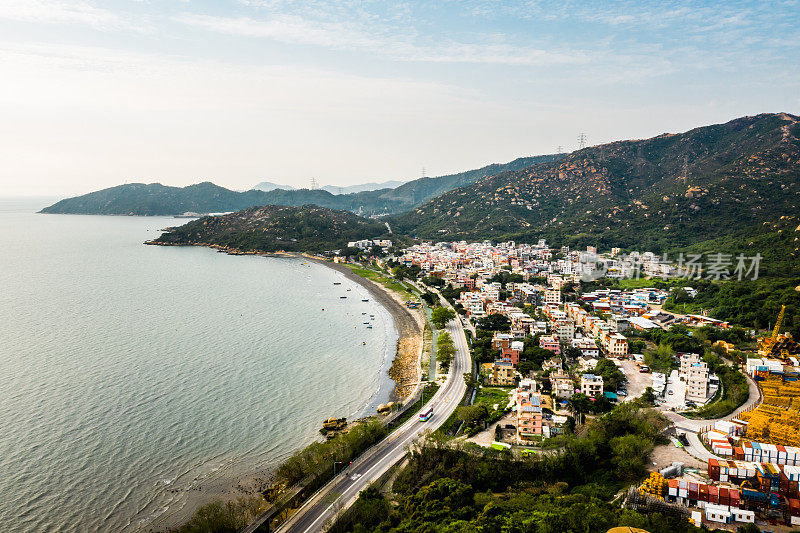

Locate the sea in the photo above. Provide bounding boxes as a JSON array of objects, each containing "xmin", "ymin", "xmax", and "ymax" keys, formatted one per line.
[{"xmin": 0, "ymin": 197, "xmax": 398, "ymax": 532}]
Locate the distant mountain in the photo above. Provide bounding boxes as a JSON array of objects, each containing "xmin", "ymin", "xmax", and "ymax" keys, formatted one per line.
[
  {"xmin": 252, "ymin": 181, "xmax": 296, "ymax": 192},
  {"xmin": 392, "ymin": 112, "xmax": 800, "ymax": 273},
  {"xmin": 320, "ymin": 180, "xmax": 405, "ymax": 195},
  {"xmin": 40, "ymin": 155, "xmax": 562, "ymax": 216},
  {"xmin": 148, "ymin": 204, "xmax": 387, "ymax": 253}
]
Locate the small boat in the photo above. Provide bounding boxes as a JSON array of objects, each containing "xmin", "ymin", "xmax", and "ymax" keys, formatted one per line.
[
  {"xmin": 366, "ymin": 326, "xmax": 373, "ymax": 329},
  {"xmin": 347, "ymin": 289, "xmax": 351, "ymax": 291},
  {"xmin": 340, "ymin": 296, "xmax": 347, "ymax": 299},
  {"xmin": 333, "ymin": 282, "xmax": 341, "ymax": 285},
  {"xmin": 363, "ymin": 322, "xmax": 370, "ymax": 324},
  {"xmin": 361, "ymin": 312, "xmax": 366, "ymax": 315},
  {"xmin": 361, "ymin": 299, "xmax": 369, "ymax": 302}
]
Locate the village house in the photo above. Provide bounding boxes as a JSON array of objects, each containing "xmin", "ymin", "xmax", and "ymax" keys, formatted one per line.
[
  {"xmin": 489, "ymin": 360, "xmax": 516, "ymax": 386},
  {"xmin": 550, "ymin": 373, "xmax": 575, "ymax": 399},
  {"xmin": 539, "ymin": 335, "xmax": 561, "ymax": 355},
  {"xmin": 580, "ymin": 373, "xmax": 604, "ymax": 397},
  {"xmin": 516, "ymin": 385, "xmax": 543, "ymax": 440}
]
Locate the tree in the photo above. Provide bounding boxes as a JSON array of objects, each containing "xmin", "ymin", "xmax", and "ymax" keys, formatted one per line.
[
  {"xmin": 610, "ymin": 434, "xmax": 653, "ymax": 480},
  {"xmin": 339, "ymin": 246, "xmax": 361, "ymax": 258},
  {"xmin": 593, "ymin": 358, "xmax": 626, "ymax": 391},
  {"xmin": 563, "ymin": 345, "xmax": 583, "ymax": 360},
  {"xmin": 644, "ymin": 342, "xmax": 676, "ymax": 372},
  {"xmin": 456, "ymin": 404, "xmax": 489, "ymax": 426},
  {"xmin": 641, "ymin": 387, "xmax": 656, "ymax": 405},
  {"xmin": 437, "ymin": 331, "xmax": 456, "ymax": 370},
  {"xmin": 568, "ymin": 393, "xmax": 591, "ymax": 424},
  {"xmin": 431, "ymin": 306, "xmax": 457, "ymax": 328},
  {"xmin": 420, "ymin": 291, "xmax": 437, "ymax": 306},
  {"xmin": 476, "ymin": 314, "xmax": 511, "ymax": 332}
]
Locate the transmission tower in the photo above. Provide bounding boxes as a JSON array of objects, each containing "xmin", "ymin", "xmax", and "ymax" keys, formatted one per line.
[
  {"xmin": 421, "ymin": 167, "xmax": 427, "ymax": 179},
  {"xmin": 557, "ymin": 145, "xmax": 563, "ymax": 155},
  {"xmin": 310, "ymin": 177, "xmax": 318, "ymax": 190},
  {"xmin": 578, "ymin": 133, "xmax": 587, "ymax": 150}
]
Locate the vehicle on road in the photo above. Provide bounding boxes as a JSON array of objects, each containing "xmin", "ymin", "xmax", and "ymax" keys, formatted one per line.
[{"xmin": 419, "ymin": 406, "xmax": 433, "ymax": 422}]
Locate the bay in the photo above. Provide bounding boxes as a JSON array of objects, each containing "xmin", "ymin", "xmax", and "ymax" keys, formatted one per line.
[{"xmin": 0, "ymin": 198, "xmax": 397, "ymax": 532}]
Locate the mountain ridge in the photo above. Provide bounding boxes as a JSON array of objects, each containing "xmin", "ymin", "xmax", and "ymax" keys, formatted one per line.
[
  {"xmin": 391, "ymin": 112, "xmax": 800, "ymax": 262},
  {"xmin": 40, "ymin": 155, "xmax": 561, "ymax": 216}
]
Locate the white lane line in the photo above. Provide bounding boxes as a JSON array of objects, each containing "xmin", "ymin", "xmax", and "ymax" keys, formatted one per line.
[{"xmin": 295, "ymin": 320, "xmax": 471, "ymax": 533}]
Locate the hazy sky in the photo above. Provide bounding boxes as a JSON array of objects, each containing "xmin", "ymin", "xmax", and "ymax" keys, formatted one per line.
[{"xmin": 1, "ymin": 0, "xmax": 799, "ymax": 196}]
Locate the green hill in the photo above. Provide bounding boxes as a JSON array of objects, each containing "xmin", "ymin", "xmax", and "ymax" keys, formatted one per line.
[
  {"xmin": 392, "ymin": 113, "xmax": 800, "ymax": 266},
  {"xmin": 148, "ymin": 204, "xmax": 388, "ymax": 253},
  {"xmin": 40, "ymin": 155, "xmax": 561, "ymax": 216}
]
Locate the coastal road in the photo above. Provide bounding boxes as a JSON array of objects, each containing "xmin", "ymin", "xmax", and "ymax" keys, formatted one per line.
[{"xmin": 274, "ymin": 317, "xmax": 471, "ymax": 533}]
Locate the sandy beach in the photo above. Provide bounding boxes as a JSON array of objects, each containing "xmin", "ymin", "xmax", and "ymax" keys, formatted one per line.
[
  {"xmin": 144, "ymin": 256, "xmax": 424, "ymax": 532},
  {"xmin": 314, "ymin": 259, "xmax": 425, "ymax": 402}
]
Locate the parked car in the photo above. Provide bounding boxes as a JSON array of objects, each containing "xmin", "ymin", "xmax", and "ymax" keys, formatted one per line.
[{"xmin": 668, "ymin": 390, "xmax": 674, "ymax": 395}]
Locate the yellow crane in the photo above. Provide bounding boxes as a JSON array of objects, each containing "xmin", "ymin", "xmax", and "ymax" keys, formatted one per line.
[{"xmin": 759, "ymin": 305, "xmax": 786, "ymax": 357}]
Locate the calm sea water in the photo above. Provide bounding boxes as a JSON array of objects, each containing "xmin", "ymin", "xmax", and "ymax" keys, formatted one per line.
[{"xmin": 0, "ymin": 198, "xmax": 397, "ymax": 532}]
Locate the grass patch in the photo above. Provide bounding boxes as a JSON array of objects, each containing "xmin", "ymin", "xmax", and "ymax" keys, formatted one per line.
[
  {"xmin": 345, "ymin": 264, "xmax": 415, "ymax": 300},
  {"xmin": 473, "ymin": 386, "xmax": 513, "ymax": 409}
]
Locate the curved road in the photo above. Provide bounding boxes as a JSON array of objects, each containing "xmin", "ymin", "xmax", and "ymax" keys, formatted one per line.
[{"xmin": 274, "ymin": 317, "xmax": 470, "ymax": 533}]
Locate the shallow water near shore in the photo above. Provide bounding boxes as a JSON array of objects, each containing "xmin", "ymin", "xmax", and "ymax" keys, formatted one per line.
[{"xmin": 0, "ymin": 198, "xmax": 397, "ymax": 532}]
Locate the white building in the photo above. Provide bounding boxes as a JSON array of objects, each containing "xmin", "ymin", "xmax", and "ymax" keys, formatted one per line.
[{"xmin": 580, "ymin": 374, "xmax": 604, "ymax": 397}]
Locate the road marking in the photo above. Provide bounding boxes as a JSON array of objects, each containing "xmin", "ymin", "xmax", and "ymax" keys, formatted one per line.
[{"xmin": 291, "ymin": 323, "xmax": 470, "ymax": 533}]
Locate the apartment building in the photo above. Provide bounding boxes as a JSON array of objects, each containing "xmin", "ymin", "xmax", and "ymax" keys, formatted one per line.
[
  {"xmin": 492, "ymin": 332, "xmax": 513, "ymax": 350},
  {"xmin": 490, "ymin": 361, "xmax": 516, "ymax": 386},
  {"xmin": 686, "ymin": 363, "xmax": 710, "ymax": 401},
  {"xmin": 580, "ymin": 374, "xmax": 604, "ymax": 397},
  {"xmin": 551, "ymin": 374, "xmax": 575, "ymax": 399},
  {"xmin": 571, "ymin": 337, "xmax": 600, "ymax": 358},
  {"xmin": 539, "ymin": 335, "xmax": 561, "ymax": 355},
  {"xmin": 601, "ymin": 332, "xmax": 629, "ymax": 357},
  {"xmin": 516, "ymin": 387, "xmax": 543, "ymax": 440},
  {"xmin": 544, "ymin": 288, "xmax": 561, "ymax": 305},
  {"xmin": 554, "ymin": 318, "xmax": 576, "ymax": 342},
  {"xmin": 679, "ymin": 353, "xmax": 710, "ymax": 401}
]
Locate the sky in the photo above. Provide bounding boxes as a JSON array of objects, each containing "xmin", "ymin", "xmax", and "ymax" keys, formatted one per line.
[{"xmin": 1, "ymin": 1, "xmax": 799, "ymax": 196}]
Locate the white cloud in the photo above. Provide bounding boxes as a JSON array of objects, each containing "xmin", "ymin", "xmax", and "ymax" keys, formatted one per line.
[
  {"xmin": 174, "ymin": 13, "xmax": 381, "ymax": 49},
  {"xmin": 174, "ymin": 12, "xmax": 587, "ymax": 66},
  {"xmin": 0, "ymin": 0, "xmax": 123, "ymax": 30}
]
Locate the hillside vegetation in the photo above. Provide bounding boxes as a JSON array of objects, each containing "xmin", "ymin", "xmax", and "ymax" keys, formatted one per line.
[
  {"xmin": 149, "ymin": 205, "xmax": 388, "ymax": 253},
  {"xmin": 40, "ymin": 155, "xmax": 561, "ymax": 216},
  {"xmin": 393, "ymin": 113, "xmax": 800, "ymax": 256}
]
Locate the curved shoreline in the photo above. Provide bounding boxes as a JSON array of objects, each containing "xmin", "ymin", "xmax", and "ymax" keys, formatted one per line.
[
  {"xmin": 305, "ymin": 257, "xmax": 424, "ymax": 403},
  {"xmin": 143, "ymin": 253, "xmax": 423, "ymax": 532}
]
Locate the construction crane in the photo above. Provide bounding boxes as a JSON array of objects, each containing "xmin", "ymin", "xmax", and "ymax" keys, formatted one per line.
[{"xmin": 759, "ymin": 305, "xmax": 786, "ymax": 357}]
